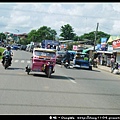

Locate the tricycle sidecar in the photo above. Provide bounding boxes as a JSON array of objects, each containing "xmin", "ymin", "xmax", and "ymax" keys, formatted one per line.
[{"xmin": 26, "ymin": 48, "xmax": 56, "ymax": 78}]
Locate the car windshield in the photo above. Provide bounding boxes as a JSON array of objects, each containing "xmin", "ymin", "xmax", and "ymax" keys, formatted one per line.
[{"xmin": 35, "ymin": 50, "xmax": 56, "ymax": 58}]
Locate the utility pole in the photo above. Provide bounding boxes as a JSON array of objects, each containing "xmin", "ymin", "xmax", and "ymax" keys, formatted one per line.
[
  {"xmin": 94, "ymin": 23, "xmax": 99, "ymax": 51},
  {"xmin": 15, "ymin": 29, "xmax": 19, "ymax": 43}
]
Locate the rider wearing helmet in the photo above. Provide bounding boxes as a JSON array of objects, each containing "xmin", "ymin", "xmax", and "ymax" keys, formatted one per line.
[{"xmin": 2, "ymin": 46, "xmax": 13, "ymax": 65}]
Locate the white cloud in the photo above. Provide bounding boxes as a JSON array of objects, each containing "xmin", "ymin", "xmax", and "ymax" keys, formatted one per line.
[{"xmin": 0, "ymin": 2, "xmax": 120, "ymax": 36}]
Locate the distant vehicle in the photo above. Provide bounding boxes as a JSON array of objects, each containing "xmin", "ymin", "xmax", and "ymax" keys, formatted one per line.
[
  {"xmin": 17, "ymin": 44, "xmax": 21, "ymax": 49},
  {"xmin": 56, "ymin": 51, "xmax": 66, "ymax": 64},
  {"xmin": 41, "ymin": 40, "xmax": 60, "ymax": 49},
  {"xmin": 20, "ymin": 45, "xmax": 27, "ymax": 50},
  {"xmin": 11, "ymin": 44, "xmax": 19, "ymax": 50},
  {"xmin": 73, "ymin": 52, "xmax": 92, "ymax": 70},
  {"xmin": 26, "ymin": 44, "xmax": 31, "ymax": 52},
  {"xmin": 25, "ymin": 48, "xmax": 56, "ymax": 78}
]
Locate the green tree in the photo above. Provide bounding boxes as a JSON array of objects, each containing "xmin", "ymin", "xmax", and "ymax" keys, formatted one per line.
[
  {"xmin": 50, "ymin": 29, "xmax": 57, "ymax": 40},
  {"xmin": 0, "ymin": 33, "xmax": 6, "ymax": 40},
  {"xmin": 60, "ymin": 24, "xmax": 76, "ymax": 40},
  {"xmin": 73, "ymin": 35, "xmax": 80, "ymax": 41},
  {"xmin": 26, "ymin": 29, "xmax": 38, "ymax": 43},
  {"xmin": 37, "ymin": 26, "xmax": 57, "ymax": 41},
  {"xmin": 96, "ymin": 31, "xmax": 110, "ymax": 43},
  {"xmin": 23, "ymin": 26, "xmax": 57, "ymax": 44},
  {"xmin": 79, "ymin": 31, "xmax": 110, "ymax": 45}
]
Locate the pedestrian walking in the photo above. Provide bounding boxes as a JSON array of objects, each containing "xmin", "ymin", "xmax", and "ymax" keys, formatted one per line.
[{"xmin": 110, "ymin": 55, "xmax": 115, "ymax": 73}]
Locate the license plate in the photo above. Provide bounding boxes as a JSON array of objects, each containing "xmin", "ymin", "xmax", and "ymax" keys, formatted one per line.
[
  {"xmin": 75, "ymin": 65, "xmax": 80, "ymax": 67},
  {"xmin": 81, "ymin": 66, "xmax": 89, "ymax": 68},
  {"xmin": 49, "ymin": 66, "xmax": 52, "ymax": 68}
]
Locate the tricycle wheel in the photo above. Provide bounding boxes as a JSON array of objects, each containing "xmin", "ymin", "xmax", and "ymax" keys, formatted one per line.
[{"xmin": 47, "ymin": 68, "xmax": 52, "ymax": 78}]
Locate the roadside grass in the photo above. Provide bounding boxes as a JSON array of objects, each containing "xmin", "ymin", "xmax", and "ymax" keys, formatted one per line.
[{"xmin": 0, "ymin": 47, "xmax": 5, "ymax": 59}]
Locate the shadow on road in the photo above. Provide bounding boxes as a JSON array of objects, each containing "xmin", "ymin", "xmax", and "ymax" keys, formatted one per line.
[
  {"xmin": 64, "ymin": 67, "xmax": 101, "ymax": 72},
  {"xmin": 5, "ymin": 67, "xmax": 25, "ymax": 70},
  {"xmin": 32, "ymin": 73, "xmax": 74, "ymax": 80}
]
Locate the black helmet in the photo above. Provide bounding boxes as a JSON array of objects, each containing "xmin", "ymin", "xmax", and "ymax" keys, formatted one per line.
[{"xmin": 6, "ymin": 46, "xmax": 11, "ymax": 50}]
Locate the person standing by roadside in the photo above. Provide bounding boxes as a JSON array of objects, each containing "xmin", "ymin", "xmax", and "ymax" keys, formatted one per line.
[{"xmin": 110, "ymin": 55, "xmax": 115, "ymax": 73}]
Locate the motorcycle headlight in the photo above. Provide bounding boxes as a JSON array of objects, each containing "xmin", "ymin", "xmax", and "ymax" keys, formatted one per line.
[
  {"xmin": 47, "ymin": 61, "xmax": 54, "ymax": 65},
  {"xmin": 47, "ymin": 62, "xmax": 50, "ymax": 64}
]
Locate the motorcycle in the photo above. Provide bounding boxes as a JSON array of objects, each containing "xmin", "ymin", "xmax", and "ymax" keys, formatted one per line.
[
  {"xmin": 61, "ymin": 59, "xmax": 70, "ymax": 68},
  {"xmin": 25, "ymin": 48, "xmax": 56, "ymax": 78},
  {"xmin": 3, "ymin": 55, "xmax": 11, "ymax": 69}
]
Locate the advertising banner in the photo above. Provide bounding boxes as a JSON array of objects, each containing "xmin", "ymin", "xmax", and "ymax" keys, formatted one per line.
[
  {"xmin": 101, "ymin": 38, "xmax": 107, "ymax": 51},
  {"xmin": 101, "ymin": 38, "xmax": 107, "ymax": 43}
]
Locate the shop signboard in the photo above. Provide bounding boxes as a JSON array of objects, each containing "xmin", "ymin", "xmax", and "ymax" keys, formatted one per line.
[
  {"xmin": 101, "ymin": 37, "xmax": 107, "ymax": 43},
  {"xmin": 97, "ymin": 44, "xmax": 101, "ymax": 50},
  {"xmin": 73, "ymin": 45, "xmax": 78, "ymax": 50},
  {"xmin": 112, "ymin": 39, "xmax": 120, "ymax": 49},
  {"xmin": 107, "ymin": 45, "xmax": 113, "ymax": 52}
]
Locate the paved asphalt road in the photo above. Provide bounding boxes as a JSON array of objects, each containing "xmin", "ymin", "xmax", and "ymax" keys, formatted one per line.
[{"xmin": 0, "ymin": 49, "xmax": 120, "ymax": 115}]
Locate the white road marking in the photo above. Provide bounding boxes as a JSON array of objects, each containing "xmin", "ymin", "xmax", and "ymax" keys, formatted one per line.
[
  {"xmin": 14, "ymin": 60, "xmax": 19, "ymax": 62},
  {"xmin": 69, "ymin": 79, "xmax": 76, "ymax": 83},
  {"xmin": 64, "ymin": 75, "xmax": 76, "ymax": 83},
  {"xmin": 21, "ymin": 60, "xmax": 24, "ymax": 63},
  {"xmin": 27, "ymin": 61, "xmax": 31, "ymax": 63},
  {"xmin": 57, "ymin": 64, "xmax": 76, "ymax": 83}
]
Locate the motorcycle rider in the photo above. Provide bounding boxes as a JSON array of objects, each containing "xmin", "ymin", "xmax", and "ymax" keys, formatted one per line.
[
  {"xmin": 61, "ymin": 48, "xmax": 71, "ymax": 65},
  {"xmin": 2, "ymin": 46, "xmax": 13, "ymax": 65}
]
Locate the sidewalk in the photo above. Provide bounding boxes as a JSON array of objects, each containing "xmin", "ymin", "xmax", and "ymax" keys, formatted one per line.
[
  {"xmin": 97, "ymin": 65, "xmax": 111, "ymax": 72},
  {"xmin": 95, "ymin": 65, "xmax": 120, "ymax": 75}
]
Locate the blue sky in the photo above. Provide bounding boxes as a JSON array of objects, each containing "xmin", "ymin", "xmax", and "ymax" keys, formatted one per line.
[{"xmin": 0, "ymin": 2, "xmax": 120, "ymax": 37}]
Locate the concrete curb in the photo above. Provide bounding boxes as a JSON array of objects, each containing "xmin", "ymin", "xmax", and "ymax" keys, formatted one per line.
[{"xmin": 96, "ymin": 65, "xmax": 120, "ymax": 76}]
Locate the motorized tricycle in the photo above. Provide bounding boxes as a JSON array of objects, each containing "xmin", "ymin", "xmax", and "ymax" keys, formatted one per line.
[
  {"xmin": 25, "ymin": 48, "xmax": 56, "ymax": 78},
  {"xmin": 73, "ymin": 52, "xmax": 92, "ymax": 70}
]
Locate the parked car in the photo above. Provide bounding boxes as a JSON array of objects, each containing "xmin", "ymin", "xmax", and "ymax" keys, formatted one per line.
[
  {"xmin": 56, "ymin": 51, "xmax": 66, "ymax": 64},
  {"xmin": 17, "ymin": 44, "xmax": 22, "ymax": 49},
  {"xmin": 20, "ymin": 45, "xmax": 27, "ymax": 50},
  {"xmin": 11, "ymin": 44, "xmax": 20, "ymax": 50}
]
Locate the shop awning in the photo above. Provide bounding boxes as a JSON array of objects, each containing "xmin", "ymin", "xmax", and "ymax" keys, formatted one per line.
[
  {"xmin": 82, "ymin": 49, "xmax": 90, "ymax": 53},
  {"xmin": 96, "ymin": 50, "xmax": 113, "ymax": 54},
  {"xmin": 107, "ymin": 35, "xmax": 120, "ymax": 43},
  {"xmin": 82, "ymin": 46, "xmax": 97, "ymax": 54}
]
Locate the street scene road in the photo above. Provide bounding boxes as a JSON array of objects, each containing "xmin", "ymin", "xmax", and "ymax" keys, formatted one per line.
[{"xmin": 0, "ymin": 50, "xmax": 120, "ymax": 114}]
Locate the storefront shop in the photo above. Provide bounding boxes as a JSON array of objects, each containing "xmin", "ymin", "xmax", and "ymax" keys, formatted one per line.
[
  {"xmin": 94, "ymin": 51, "xmax": 113, "ymax": 66},
  {"xmin": 112, "ymin": 39, "xmax": 120, "ymax": 64}
]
